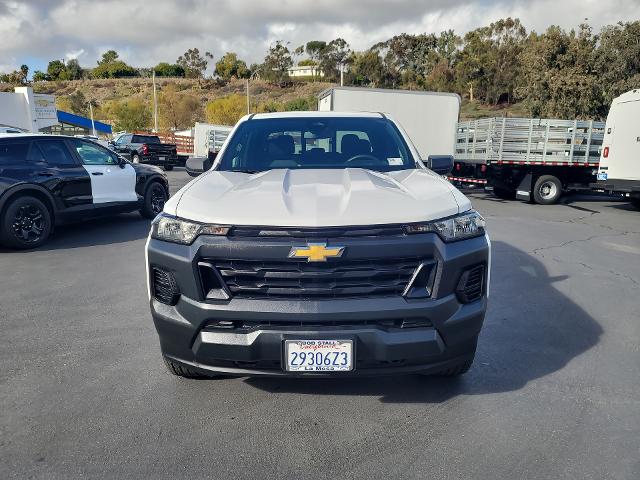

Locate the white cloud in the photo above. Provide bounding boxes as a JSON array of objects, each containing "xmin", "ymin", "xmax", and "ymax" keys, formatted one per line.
[
  {"xmin": 0, "ymin": 0, "xmax": 638, "ymax": 72},
  {"xmin": 65, "ymin": 48, "xmax": 85, "ymax": 61}
]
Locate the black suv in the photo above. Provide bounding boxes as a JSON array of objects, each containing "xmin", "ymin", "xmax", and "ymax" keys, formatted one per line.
[{"xmin": 0, "ymin": 134, "xmax": 169, "ymax": 249}]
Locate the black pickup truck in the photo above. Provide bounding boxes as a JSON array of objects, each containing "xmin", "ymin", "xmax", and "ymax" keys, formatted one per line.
[{"xmin": 111, "ymin": 134, "xmax": 178, "ymax": 171}]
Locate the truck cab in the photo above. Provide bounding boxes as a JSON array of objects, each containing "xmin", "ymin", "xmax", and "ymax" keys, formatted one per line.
[
  {"xmin": 146, "ymin": 112, "xmax": 490, "ymax": 379},
  {"xmin": 595, "ymin": 89, "xmax": 640, "ymax": 209}
]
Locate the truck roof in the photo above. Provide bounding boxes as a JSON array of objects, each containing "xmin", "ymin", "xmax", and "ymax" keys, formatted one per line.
[
  {"xmin": 249, "ymin": 111, "xmax": 385, "ymax": 120},
  {"xmin": 613, "ymin": 89, "xmax": 640, "ymax": 104}
]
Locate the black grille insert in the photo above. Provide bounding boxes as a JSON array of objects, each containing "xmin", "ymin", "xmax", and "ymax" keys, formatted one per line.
[
  {"xmin": 456, "ymin": 264, "xmax": 485, "ymax": 303},
  {"xmin": 151, "ymin": 267, "xmax": 180, "ymax": 305},
  {"xmin": 201, "ymin": 257, "xmax": 426, "ymax": 299},
  {"xmin": 203, "ymin": 318, "xmax": 432, "ymax": 331}
]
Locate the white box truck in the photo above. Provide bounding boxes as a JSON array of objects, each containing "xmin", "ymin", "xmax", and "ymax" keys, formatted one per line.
[
  {"xmin": 193, "ymin": 122, "xmax": 233, "ymax": 158},
  {"xmin": 594, "ymin": 89, "xmax": 640, "ymax": 209},
  {"xmin": 318, "ymin": 87, "xmax": 460, "ymax": 162}
]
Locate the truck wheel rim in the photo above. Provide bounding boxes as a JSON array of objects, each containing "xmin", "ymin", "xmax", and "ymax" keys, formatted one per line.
[
  {"xmin": 539, "ymin": 181, "xmax": 557, "ymax": 199},
  {"xmin": 12, "ymin": 205, "xmax": 45, "ymax": 242},
  {"xmin": 150, "ymin": 186, "xmax": 166, "ymax": 214}
]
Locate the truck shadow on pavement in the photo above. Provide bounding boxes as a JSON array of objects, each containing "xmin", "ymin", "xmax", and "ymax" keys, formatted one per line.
[
  {"xmin": 245, "ymin": 240, "xmax": 603, "ymax": 403},
  {"xmin": 0, "ymin": 213, "xmax": 151, "ymax": 253}
]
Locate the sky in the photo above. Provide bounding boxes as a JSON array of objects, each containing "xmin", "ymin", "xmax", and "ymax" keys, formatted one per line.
[{"xmin": 1, "ymin": 0, "xmax": 639, "ymax": 75}]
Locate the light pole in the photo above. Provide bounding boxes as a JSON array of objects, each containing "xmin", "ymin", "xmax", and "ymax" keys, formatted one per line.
[{"xmin": 152, "ymin": 70, "xmax": 158, "ymax": 132}]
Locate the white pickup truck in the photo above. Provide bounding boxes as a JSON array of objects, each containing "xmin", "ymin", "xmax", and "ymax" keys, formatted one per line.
[{"xmin": 146, "ymin": 111, "xmax": 490, "ymax": 379}]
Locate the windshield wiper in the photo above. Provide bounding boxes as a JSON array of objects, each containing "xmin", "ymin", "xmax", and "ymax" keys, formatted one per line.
[{"xmin": 232, "ymin": 169, "xmax": 262, "ymax": 174}]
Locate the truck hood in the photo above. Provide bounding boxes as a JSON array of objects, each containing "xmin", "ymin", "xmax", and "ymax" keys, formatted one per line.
[{"xmin": 169, "ymin": 168, "xmax": 469, "ymax": 227}]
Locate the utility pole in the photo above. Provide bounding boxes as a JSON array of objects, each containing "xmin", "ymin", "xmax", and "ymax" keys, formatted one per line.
[
  {"xmin": 340, "ymin": 64, "xmax": 344, "ymax": 87},
  {"xmin": 89, "ymin": 102, "xmax": 96, "ymax": 137},
  {"xmin": 152, "ymin": 70, "xmax": 158, "ymax": 132},
  {"xmin": 246, "ymin": 78, "xmax": 250, "ymax": 114}
]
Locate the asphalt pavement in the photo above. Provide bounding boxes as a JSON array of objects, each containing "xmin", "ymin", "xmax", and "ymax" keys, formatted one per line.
[{"xmin": 1, "ymin": 169, "xmax": 639, "ymax": 479}]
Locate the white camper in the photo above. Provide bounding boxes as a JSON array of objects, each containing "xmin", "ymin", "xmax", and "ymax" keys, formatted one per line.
[
  {"xmin": 595, "ymin": 89, "xmax": 640, "ymax": 209},
  {"xmin": 318, "ymin": 87, "xmax": 460, "ymax": 161}
]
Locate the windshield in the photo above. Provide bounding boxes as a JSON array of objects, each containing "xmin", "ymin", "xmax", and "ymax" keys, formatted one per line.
[{"xmin": 217, "ymin": 117, "xmax": 416, "ymax": 173}]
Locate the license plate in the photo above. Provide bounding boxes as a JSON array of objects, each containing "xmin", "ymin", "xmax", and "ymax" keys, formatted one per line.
[
  {"xmin": 597, "ymin": 172, "xmax": 608, "ymax": 181},
  {"xmin": 285, "ymin": 340, "xmax": 353, "ymax": 372},
  {"xmin": 158, "ymin": 156, "xmax": 166, "ymax": 161}
]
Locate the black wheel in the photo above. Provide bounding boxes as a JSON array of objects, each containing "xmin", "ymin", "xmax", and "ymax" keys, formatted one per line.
[
  {"xmin": 163, "ymin": 357, "xmax": 210, "ymax": 379},
  {"xmin": 533, "ymin": 175, "xmax": 562, "ymax": 205},
  {"xmin": 631, "ymin": 198, "xmax": 640, "ymax": 210},
  {"xmin": 0, "ymin": 195, "xmax": 52, "ymax": 249},
  {"xmin": 493, "ymin": 187, "xmax": 516, "ymax": 200},
  {"xmin": 132, "ymin": 153, "xmax": 140, "ymax": 163},
  {"xmin": 140, "ymin": 182, "xmax": 167, "ymax": 219},
  {"xmin": 163, "ymin": 164, "xmax": 174, "ymax": 171}
]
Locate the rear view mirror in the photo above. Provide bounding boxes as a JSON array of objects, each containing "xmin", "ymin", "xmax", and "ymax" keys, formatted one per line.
[
  {"xmin": 426, "ymin": 155, "xmax": 454, "ymax": 175},
  {"xmin": 186, "ymin": 157, "xmax": 213, "ymax": 177}
]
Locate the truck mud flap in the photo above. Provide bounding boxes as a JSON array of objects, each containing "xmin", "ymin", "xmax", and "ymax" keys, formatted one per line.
[{"xmin": 516, "ymin": 173, "xmax": 533, "ymax": 201}]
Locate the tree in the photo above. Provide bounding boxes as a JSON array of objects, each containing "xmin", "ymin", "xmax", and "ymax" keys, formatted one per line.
[
  {"xmin": 284, "ymin": 96, "xmax": 316, "ymax": 111},
  {"xmin": 215, "ymin": 52, "xmax": 249, "ymax": 81},
  {"xmin": 65, "ymin": 59, "xmax": 83, "ymax": 80},
  {"xmin": 101, "ymin": 98, "xmax": 151, "ymax": 131},
  {"xmin": 47, "ymin": 60, "xmax": 67, "ymax": 80},
  {"xmin": 456, "ymin": 18, "xmax": 526, "ymax": 104},
  {"xmin": 349, "ymin": 50, "xmax": 386, "ymax": 87},
  {"xmin": 98, "ymin": 50, "xmax": 119, "ymax": 65},
  {"xmin": 517, "ymin": 24, "xmax": 603, "ymax": 118},
  {"xmin": 158, "ymin": 84, "xmax": 201, "ymax": 130},
  {"xmin": 596, "ymin": 21, "xmax": 640, "ymax": 105},
  {"xmin": 177, "ymin": 48, "xmax": 213, "ymax": 78},
  {"xmin": 32, "ymin": 70, "xmax": 47, "ymax": 82},
  {"xmin": 66, "ymin": 91, "xmax": 89, "ymax": 116},
  {"xmin": 320, "ymin": 38, "xmax": 351, "ymax": 81},
  {"xmin": 92, "ymin": 50, "xmax": 137, "ymax": 78},
  {"xmin": 92, "ymin": 60, "xmax": 137, "ymax": 78},
  {"xmin": 205, "ymin": 95, "xmax": 246, "ymax": 125},
  {"xmin": 261, "ymin": 41, "xmax": 293, "ymax": 85},
  {"xmin": 154, "ymin": 62, "xmax": 185, "ymax": 77},
  {"xmin": 0, "ymin": 65, "xmax": 29, "ymax": 85}
]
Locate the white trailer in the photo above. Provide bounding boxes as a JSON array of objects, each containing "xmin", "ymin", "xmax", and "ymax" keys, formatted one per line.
[
  {"xmin": 594, "ymin": 89, "xmax": 640, "ymax": 209},
  {"xmin": 318, "ymin": 87, "xmax": 460, "ymax": 161},
  {"xmin": 452, "ymin": 117, "xmax": 605, "ymax": 204},
  {"xmin": 193, "ymin": 122, "xmax": 233, "ymax": 158}
]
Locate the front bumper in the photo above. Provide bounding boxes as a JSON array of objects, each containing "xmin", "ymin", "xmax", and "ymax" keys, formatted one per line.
[{"xmin": 147, "ymin": 232, "xmax": 490, "ymax": 376}]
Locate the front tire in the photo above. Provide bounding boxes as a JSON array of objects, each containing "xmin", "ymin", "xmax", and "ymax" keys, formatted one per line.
[
  {"xmin": 421, "ymin": 357, "xmax": 475, "ymax": 377},
  {"xmin": 631, "ymin": 198, "xmax": 640, "ymax": 210},
  {"xmin": 533, "ymin": 175, "xmax": 562, "ymax": 205},
  {"xmin": 0, "ymin": 195, "xmax": 52, "ymax": 249},
  {"xmin": 140, "ymin": 182, "xmax": 167, "ymax": 219},
  {"xmin": 163, "ymin": 164, "xmax": 174, "ymax": 171}
]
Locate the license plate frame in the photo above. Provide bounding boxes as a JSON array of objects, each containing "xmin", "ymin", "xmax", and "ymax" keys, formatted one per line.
[
  {"xmin": 158, "ymin": 156, "xmax": 166, "ymax": 161},
  {"xmin": 284, "ymin": 339, "xmax": 354, "ymax": 372}
]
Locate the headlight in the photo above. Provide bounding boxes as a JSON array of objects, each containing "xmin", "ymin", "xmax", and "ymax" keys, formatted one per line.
[
  {"xmin": 151, "ymin": 214, "xmax": 229, "ymax": 244},
  {"xmin": 405, "ymin": 210, "xmax": 486, "ymax": 242}
]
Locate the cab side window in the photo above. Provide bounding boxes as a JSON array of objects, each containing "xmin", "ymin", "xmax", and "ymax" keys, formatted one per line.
[
  {"xmin": 35, "ymin": 139, "xmax": 76, "ymax": 166},
  {"xmin": 72, "ymin": 140, "xmax": 118, "ymax": 165},
  {"xmin": 0, "ymin": 141, "xmax": 29, "ymax": 165}
]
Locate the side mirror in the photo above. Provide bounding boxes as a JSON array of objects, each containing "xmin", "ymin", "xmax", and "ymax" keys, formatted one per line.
[
  {"xmin": 186, "ymin": 156, "xmax": 213, "ymax": 177},
  {"xmin": 426, "ymin": 155, "xmax": 454, "ymax": 175}
]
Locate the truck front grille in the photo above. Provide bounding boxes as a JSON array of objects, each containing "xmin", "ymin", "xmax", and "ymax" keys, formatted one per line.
[{"xmin": 201, "ymin": 257, "xmax": 424, "ymax": 299}]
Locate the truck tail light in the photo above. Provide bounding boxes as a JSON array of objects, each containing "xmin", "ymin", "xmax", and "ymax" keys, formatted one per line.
[
  {"xmin": 480, "ymin": 164, "xmax": 487, "ymax": 173},
  {"xmin": 142, "ymin": 144, "xmax": 149, "ymax": 155},
  {"xmin": 455, "ymin": 163, "xmax": 461, "ymax": 171},
  {"xmin": 603, "ymin": 146, "xmax": 609, "ymax": 158}
]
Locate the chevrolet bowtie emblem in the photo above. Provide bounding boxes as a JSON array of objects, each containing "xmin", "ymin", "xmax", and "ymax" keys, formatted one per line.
[{"xmin": 289, "ymin": 243, "xmax": 345, "ymax": 262}]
